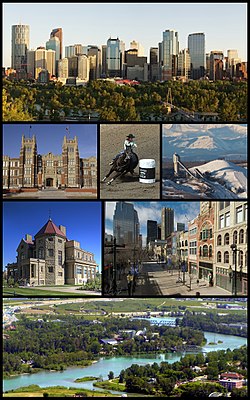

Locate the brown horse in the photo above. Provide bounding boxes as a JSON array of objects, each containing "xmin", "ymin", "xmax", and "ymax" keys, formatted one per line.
[{"xmin": 101, "ymin": 147, "xmax": 139, "ymax": 185}]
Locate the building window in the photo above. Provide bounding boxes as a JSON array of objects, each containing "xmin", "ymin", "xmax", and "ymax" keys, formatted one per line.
[
  {"xmin": 38, "ymin": 248, "xmax": 44, "ymax": 259},
  {"xmin": 46, "ymin": 160, "xmax": 54, "ymax": 167},
  {"xmin": 69, "ymin": 159, "xmax": 75, "ymax": 165},
  {"xmin": 209, "ymin": 245, "xmax": 212, "ymax": 257},
  {"xmin": 203, "ymin": 245, "xmax": 208, "ymax": 257},
  {"xmin": 245, "ymin": 251, "xmax": 248, "ymax": 267},
  {"xmin": 244, "ymin": 204, "xmax": 248, "ymax": 221},
  {"xmin": 236, "ymin": 206, "xmax": 243, "ymax": 223},
  {"xmin": 225, "ymin": 212, "xmax": 230, "ymax": 227},
  {"xmin": 238, "ymin": 251, "xmax": 244, "ymax": 266},
  {"xmin": 217, "ymin": 235, "xmax": 222, "ymax": 245},
  {"xmin": 239, "ymin": 229, "xmax": 244, "ymax": 244},
  {"xmin": 48, "ymin": 266, "xmax": 54, "ymax": 273},
  {"xmin": 76, "ymin": 267, "xmax": 82, "ymax": 275},
  {"xmin": 58, "ymin": 271, "xmax": 63, "ymax": 277},
  {"xmin": 68, "ymin": 147, "xmax": 74, "ymax": 152},
  {"xmin": 21, "ymin": 252, "xmax": 25, "ymax": 260},
  {"xmin": 31, "ymin": 264, "xmax": 36, "ymax": 278},
  {"xmin": 48, "ymin": 249, "xmax": 54, "ymax": 257},
  {"xmin": 217, "ymin": 251, "xmax": 222, "ymax": 263},
  {"xmin": 58, "ymin": 239, "xmax": 62, "ymax": 243},
  {"xmin": 219, "ymin": 214, "xmax": 225, "ymax": 229},
  {"xmin": 224, "ymin": 233, "xmax": 230, "ymax": 245},
  {"xmin": 233, "ymin": 230, "xmax": 238, "ymax": 245},
  {"xmin": 48, "ymin": 237, "xmax": 53, "ymax": 242},
  {"xmin": 58, "ymin": 250, "xmax": 62, "ymax": 265},
  {"xmin": 224, "ymin": 251, "xmax": 229, "ymax": 264}
]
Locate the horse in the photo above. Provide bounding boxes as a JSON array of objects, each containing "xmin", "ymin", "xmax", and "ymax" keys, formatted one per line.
[{"xmin": 101, "ymin": 147, "xmax": 139, "ymax": 185}]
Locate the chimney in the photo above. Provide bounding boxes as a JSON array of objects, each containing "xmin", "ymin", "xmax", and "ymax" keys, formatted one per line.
[
  {"xmin": 59, "ymin": 225, "xmax": 66, "ymax": 236},
  {"xmin": 25, "ymin": 234, "xmax": 33, "ymax": 242}
]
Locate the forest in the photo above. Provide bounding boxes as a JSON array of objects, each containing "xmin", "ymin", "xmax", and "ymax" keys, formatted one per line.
[{"xmin": 2, "ymin": 78, "xmax": 247, "ymax": 121}]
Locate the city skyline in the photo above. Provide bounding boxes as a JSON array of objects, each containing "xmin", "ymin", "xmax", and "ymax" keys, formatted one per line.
[
  {"xmin": 3, "ymin": 3, "xmax": 247, "ymax": 68},
  {"xmin": 3, "ymin": 124, "xmax": 97, "ymax": 158},
  {"xmin": 105, "ymin": 201, "xmax": 200, "ymax": 245},
  {"xmin": 3, "ymin": 201, "xmax": 102, "ymax": 272}
]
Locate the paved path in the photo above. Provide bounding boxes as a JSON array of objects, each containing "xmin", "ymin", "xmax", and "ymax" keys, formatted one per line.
[{"xmin": 26, "ymin": 285, "xmax": 101, "ymax": 295}]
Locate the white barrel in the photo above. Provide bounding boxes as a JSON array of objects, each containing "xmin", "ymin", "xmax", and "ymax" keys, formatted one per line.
[{"xmin": 139, "ymin": 159, "xmax": 155, "ymax": 183}]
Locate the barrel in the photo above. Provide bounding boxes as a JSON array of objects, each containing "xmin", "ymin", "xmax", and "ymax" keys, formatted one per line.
[{"xmin": 139, "ymin": 159, "xmax": 156, "ymax": 183}]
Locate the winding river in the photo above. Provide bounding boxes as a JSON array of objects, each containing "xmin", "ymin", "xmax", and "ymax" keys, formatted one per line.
[{"xmin": 3, "ymin": 318, "xmax": 247, "ymax": 393}]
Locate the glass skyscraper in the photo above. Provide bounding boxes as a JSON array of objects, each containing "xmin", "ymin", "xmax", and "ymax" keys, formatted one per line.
[
  {"xmin": 113, "ymin": 202, "xmax": 140, "ymax": 245},
  {"xmin": 161, "ymin": 207, "xmax": 174, "ymax": 240},
  {"xmin": 106, "ymin": 37, "xmax": 125, "ymax": 77},
  {"xmin": 161, "ymin": 29, "xmax": 179, "ymax": 80},
  {"xmin": 11, "ymin": 24, "xmax": 30, "ymax": 71},
  {"xmin": 188, "ymin": 33, "xmax": 205, "ymax": 80}
]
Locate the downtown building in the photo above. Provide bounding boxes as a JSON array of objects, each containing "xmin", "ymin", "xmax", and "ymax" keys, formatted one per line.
[
  {"xmin": 188, "ymin": 33, "xmax": 206, "ymax": 80},
  {"xmin": 6, "ymin": 218, "xmax": 98, "ymax": 286},
  {"xmin": 113, "ymin": 201, "xmax": 140, "ymax": 246},
  {"xmin": 2, "ymin": 135, "xmax": 97, "ymax": 190},
  {"xmin": 11, "ymin": 24, "xmax": 30, "ymax": 73}
]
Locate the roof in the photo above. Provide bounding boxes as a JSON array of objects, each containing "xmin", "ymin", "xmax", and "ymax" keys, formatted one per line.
[{"xmin": 34, "ymin": 219, "xmax": 66, "ymax": 239}]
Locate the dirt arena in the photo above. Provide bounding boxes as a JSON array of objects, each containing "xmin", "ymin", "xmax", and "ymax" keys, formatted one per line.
[{"xmin": 100, "ymin": 124, "xmax": 161, "ymax": 199}]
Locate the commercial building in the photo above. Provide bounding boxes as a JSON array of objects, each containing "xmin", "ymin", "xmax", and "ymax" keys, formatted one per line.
[
  {"xmin": 106, "ymin": 37, "xmax": 125, "ymax": 77},
  {"xmin": 11, "ymin": 24, "xmax": 30, "ymax": 71},
  {"xmin": 50, "ymin": 28, "xmax": 63, "ymax": 59},
  {"xmin": 6, "ymin": 218, "xmax": 98, "ymax": 286},
  {"xmin": 188, "ymin": 33, "xmax": 205, "ymax": 80},
  {"xmin": 113, "ymin": 201, "xmax": 140, "ymax": 246},
  {"xmin": 161, "ymin": 207, "xmax": 174, "ymax": 240},
  {"xmin": 147, "ymin": 220, "xmax": 158, "ymax": 244},
  {"xmin": 160, "ymin": 29, "xmax": 179, "ymax": 80}
]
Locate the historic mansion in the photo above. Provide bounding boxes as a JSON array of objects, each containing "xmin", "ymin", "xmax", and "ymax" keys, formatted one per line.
[
  {"xmin": 3, "ymin": 135, "xmax": 97, "ymax": 189},
  {"xmin": 6, "ymin": 218, "xmax": 98, "ymax": 286}
]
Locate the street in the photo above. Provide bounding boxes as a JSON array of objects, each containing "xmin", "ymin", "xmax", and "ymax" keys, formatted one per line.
[{"xmin": 111, "ymin": 261, "xmax": 230, "ymax": 296}]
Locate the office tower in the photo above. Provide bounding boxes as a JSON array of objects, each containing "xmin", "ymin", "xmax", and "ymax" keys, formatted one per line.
[
  {"xmin": 11, "ymin": 24, "xmax": 30, "ymax": 71},
  {"xmin": 210, "ymin": 51, "xmax": 224, "ymax": 80},
  {"xmin": 130, "ymin": 40, "xmax": 145, "ymax": 56},
  {"xmin": 106, "ymin": 37, "xmax": 125, "ymax": 77},
  {"xmin": 65, "ymin": 45, "xmax": 76, "ymax": 58},
  {"xmin": 46, "ymin": 49, "xmax": 56, "ymax": 77},
  {"xmin": 88, "ymin": 46, "xmax": 102, "ymax": 79},
  {"xmin": 50, "ymin": 28, "xmax": 63, "ymax": 59},
  {"xmin": 68, "ymin": 56, "xmax": 78, "ymax": 77},
  {"xmin": 149, "ymin": 47, "xmax": 159, "ymax": 81},
  {"xmin": 188, "ymin": 33, "xmax": 205, "ymax": 80},
  {"xmin": 177, "ymin": 49, "xmax": 191, "ymax": 80},
  {"xmin": 75, "ymin": 44, "xmax": 84, "ymax": 56},
  {"xmin": 147, "ymin": 220, "xmax": 158, "ymax": 244},
  {"xmin": 177, "ymin": 223, "xmax": 185, "ymax": 232},
  {"xmin": 101, "ymin": 45, "xmax": 107, "ymax": 76},
  {"xmin": 78, "ymin": 55, "xmax": 90, "ymax": 80},
  {"xmin": 58, "ymin": 58, "xmax": 69, "ymax": 78},
  {"xmin": 46, "ymin": 36, "xmax": 60, "ymax": 61},
  {"xmin": 160, "ymin": 29, "xmax": 179, "ymax": 80},
  {"xmin": 161, "ymin": 207, "xmax": 174, "ymax": 240},
  {"xmin": 34, "ymin": 47, "xmax": 47, "ymax": 79},
  {"xmin": 113, "ymin": 202, "xmax": 140, "ymax": 245},
  {"xmin": 27, "ymin": 50, "xmax": 35, "ymax": 78},
  {"xmin": 124, "ymin": 49, "xmax": 148, "ymax": 81},
  {"xmin": 227, "ymin": 50, "xmax": 241, "ymax": 78}
]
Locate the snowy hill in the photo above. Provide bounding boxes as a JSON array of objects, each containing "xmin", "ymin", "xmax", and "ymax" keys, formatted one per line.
[{"xmin": 163, "ymin": 124, "xmax": 247, "ymax": 161}]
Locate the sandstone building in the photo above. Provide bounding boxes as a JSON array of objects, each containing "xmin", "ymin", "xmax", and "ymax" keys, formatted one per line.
[
  {"xmin": 3, "ymin": 135, "xmax": 97, "ymax": 190},
  {"xmin": 6, "ymin": 218, "xmax": 98, "ymax": 286}
]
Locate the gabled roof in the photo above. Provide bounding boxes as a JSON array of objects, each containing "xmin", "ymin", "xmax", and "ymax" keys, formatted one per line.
[{"xmin": 34, "ymin": 219, "xmax": 66, "ymax": 239}]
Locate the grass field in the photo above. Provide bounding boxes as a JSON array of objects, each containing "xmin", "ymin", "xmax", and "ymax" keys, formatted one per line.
[
  {"xmin": 3, "ymin": 385, "xmax": 116, "ymax": 397},
  {"xmin": 3, "ymin": 287, "xmax": 96, "ymax": 296}
]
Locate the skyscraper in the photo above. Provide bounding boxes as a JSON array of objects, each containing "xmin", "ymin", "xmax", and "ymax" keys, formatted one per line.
[
  {"xmin": 50, "ymin": 28, "xmax": 63, "ymax": 59},
  {"xmin": 177, "ymin": 222, "xmax": 185, "ymax": 232},
  {"xmin": 209, "ymin": 51, "xmax": 224, "ymax": 80},
  {"xmin": 106, "ymin": 37, "xmax": 125, "ymax": 77},
  {"xmin": 11, "ymin": 24, "xmax": 30, "ymax": 71},
  {"xmin": 160, "ymin": 29, "xmax": 179, "ymax": 80},
  {"xmin": 147, "ymin": 220, "xmax": 158, "ymax": 244},
  {"xmin": 113, "ymin": 202, "xmax": 140, "ymax": 245},
  {"xmin": 177, "ymin": 49, "xmax": 191, "ymax": 80},
  {"xmin": 161, "ymin": 207, "xmax": 174, "ymax": 240},
  {"xmin": 188, "ymin": 33, "xmax": 205, "ymax": 80}
]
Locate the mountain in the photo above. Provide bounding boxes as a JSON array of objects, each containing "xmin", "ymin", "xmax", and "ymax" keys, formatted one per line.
[{"xmin": 162, "ymin": 124, "xmax": 247, "ymax": 161}]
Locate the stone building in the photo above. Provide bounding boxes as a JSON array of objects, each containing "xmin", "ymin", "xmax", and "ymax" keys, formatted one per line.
[
  {"xmin": 6, "ymin": 218, "xmax": 98, "ymax": 286},
  {"xmin": 3, "ymin": 135, "xmax": 97, "ymax": 190}
]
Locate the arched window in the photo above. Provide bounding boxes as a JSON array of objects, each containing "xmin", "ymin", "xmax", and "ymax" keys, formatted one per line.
[
  {"xmin": 185, "ymin": 240, "xmax": 188, "ymax": 246},
  {"xmin": 217, "ymin": 235, "xmax": 222, "ymax": 246},
  {"xmin": 203, "ymin": 245, "xmax": 208, "ymax": 257},
  {"xmin": 217, "ymin": 251, "xmax": 222, "ymax": 263},
  {"xmin": 239, "ymin": 229, "xmax": 244, "ymax": 244},
  {"xmin": 209, "ymin": 245, "xmax": 213, "ymax": 257},
  {"xmin": 224, "ymin": 251, "xmax": 229, "ymax": 264},
  {"xmin": 233, "ymin": 230, "xmax": 238, "ymax": 244},
  {"xmin": 238, "ymin": 251, "xmax": 244, "ymax": 266},
  {"xmin": 224, "ymin": 233, "xmax": 230, "ymax": 245},
  {"xmin": 199, "ymin": 247, "xmax": 202, "ymax": 257},
  {"xmin": 245, "ymin": 251, "xmax": 248, "ymax": 267},
  {"xmin": 38, "ymin": 247, "xmax": 44, "ymax": 259}
]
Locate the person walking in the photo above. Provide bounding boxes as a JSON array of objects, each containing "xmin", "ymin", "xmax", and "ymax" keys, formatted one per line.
[{"xmin": 127, "ymin": 271, "xmax": 133, "ymax": 296}]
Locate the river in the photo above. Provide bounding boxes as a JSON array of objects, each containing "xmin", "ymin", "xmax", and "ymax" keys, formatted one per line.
[{"xmin": 3, "ymin": 322, "xmax": 247, "ymax": 393}]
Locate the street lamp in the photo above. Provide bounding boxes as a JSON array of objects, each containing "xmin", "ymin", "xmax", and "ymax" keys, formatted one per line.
[{"xmin": 229, "ymin": 244, "xmax": 243, "ymax": 296}]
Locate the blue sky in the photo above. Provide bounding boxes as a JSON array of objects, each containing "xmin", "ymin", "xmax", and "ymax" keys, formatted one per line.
[
  {"xmin": 3, "ymin": 2, "xmax": 247, "ymax": 67},
  {"xmin": 3, "ymin": 201, "xmax": 102, "ymax": 272},
  {"xmin": 105, "ymin": 201, "xmax": 200, "ymax": 244},
  {"xmin": 3, "ymin": 124, "xmax": 97, "ymax": 158}
]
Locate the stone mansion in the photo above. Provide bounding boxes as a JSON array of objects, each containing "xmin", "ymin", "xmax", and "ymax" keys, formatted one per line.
[
  {"xmin": 6, "ymin": 218, "xmax": 98, "ymax": 286},
  {"xmin": 3, "ymin": 135, "xmax": 97, "ymax": 189}
]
